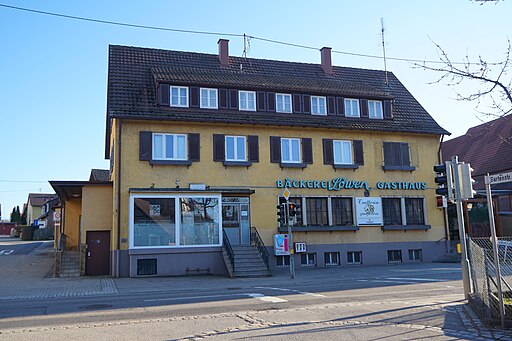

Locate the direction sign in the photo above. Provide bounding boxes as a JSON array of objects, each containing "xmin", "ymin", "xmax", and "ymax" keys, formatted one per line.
[{"xmin": 486, "ymin": 171, "xmax": 512, "ymax": 185}]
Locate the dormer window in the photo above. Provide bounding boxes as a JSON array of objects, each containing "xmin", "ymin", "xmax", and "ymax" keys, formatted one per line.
[
  {"xmin": 344, "ymin": 99, "xmax": 360, "ymax": 117},
  {"xmin": 311, "ymin": 96, "xmax": 326, "ymax": 115},
  {"xmin": 369, "ymin": 100, "xmax": 383, "ymax": 119},
  {"xmin": 200, "ymin": 88, "xmax": 218, "ymax": 109},
  {"xmin": 239, "ymin": 91, "xmax": 256, "ymax": 111},
  {"xmin": 276, "ymin": 94, "xmax": 292, "ymax": 113},
  {"xmin": 170, "ymin": 86, "xmax": 188, "ymax": 107}
]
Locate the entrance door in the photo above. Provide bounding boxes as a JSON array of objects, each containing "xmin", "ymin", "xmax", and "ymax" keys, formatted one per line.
[
  {"xmin": 222, "ymin": 197, "xmax": 250, "ymax": 245},
  {"xmin": 85, "ymin": 231, "xmax": 110, "ymax": 276}
]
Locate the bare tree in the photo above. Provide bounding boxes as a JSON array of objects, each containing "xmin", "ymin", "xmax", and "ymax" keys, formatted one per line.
[{"xmin": 416, "ymin": 39, "xmax": 512, "ymax": 120}]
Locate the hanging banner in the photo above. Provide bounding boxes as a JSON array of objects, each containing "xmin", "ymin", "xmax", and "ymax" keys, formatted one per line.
[{"xmin": 355, "ymin": 197, "xmax": 383, "ymax": 226}]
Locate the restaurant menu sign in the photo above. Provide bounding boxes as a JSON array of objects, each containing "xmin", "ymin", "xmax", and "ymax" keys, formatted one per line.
[{"xmin": 355, "ymin": 197, "xmax": 383, "ymax": 226}]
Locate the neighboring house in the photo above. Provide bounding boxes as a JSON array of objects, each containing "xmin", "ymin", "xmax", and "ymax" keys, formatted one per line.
[
  {"xmin": 38, "ymin": 197, "xmax": 60, "ymax": 229},
  {"xmin": 25, "ymin": 193, "xmax": 58, "ymax": 226},
  {"xmin": 442, "ymin": 115, "xmax": 512, "ymax": 236},
  {"xmin": 50, "ymin": 169, "xmax": 112, "ymax": 276},
  {"xmin": 53, "ymin": 40, "xmax": 449, "ymax": 277}
]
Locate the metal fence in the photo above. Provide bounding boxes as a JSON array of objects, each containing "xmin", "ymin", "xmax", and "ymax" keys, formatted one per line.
[{"xmin": 468, "ymin": 237, "xmax": 512, "ymax": 325}]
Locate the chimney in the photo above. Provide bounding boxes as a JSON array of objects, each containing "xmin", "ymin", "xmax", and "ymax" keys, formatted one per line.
[
  {"xmin": 218, "ymin": 39, "xmax": 229, "ymax": 66},
  {"xmin": 320, "ymin": 47, "xmax": 333, "ymax": 75}
]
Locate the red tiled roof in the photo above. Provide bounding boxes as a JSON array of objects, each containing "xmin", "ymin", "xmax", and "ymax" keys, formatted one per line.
[
  {"xmin": 442, "ymin": 115, "xmax": 512, "ymax": 178},
  {"xmin": 27, "ymin": 193, "xmax": 58, "ymax": 207}
]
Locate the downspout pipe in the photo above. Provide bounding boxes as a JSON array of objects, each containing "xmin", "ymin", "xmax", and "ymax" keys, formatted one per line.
[{"xmin": 115, "ymin": 119, "xmax": 123, "ymax": 277}]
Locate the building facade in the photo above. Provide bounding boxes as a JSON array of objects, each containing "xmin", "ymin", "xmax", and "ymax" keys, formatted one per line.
[{"xmin": 98, "ymin": 40, "xmax": 451, "ymax": 277}]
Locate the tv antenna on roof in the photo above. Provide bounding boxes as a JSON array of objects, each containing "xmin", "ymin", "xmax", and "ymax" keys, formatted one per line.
[
  {"xmin": 242, "ymin": 33, "xmax": 251, "ymax": 59},
  {"xmin": 381, "ymin": 17, "xmax": 389, "ymax": 85}
]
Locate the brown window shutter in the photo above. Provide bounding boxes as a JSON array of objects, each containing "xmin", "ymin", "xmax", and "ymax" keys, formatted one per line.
[
  {"xmin": 229, "ymin": 90, "xmax": 238, "ymax": 109},
  {"xmin": 219, "ymin": 89, "xmax": 228, "ymax": 109},
  {"xmin": 336, "ymin": 97, "xmax": 345, "ymax": 116},
  {"xmin": 256, "ymin": 92, "xmax": 266, "ymax": 111},
  {"xmin": 400, "ymin": 143, "xmax": 410, "ymax": 166},
  {"xmin": 267, "ymin": 92, "xmax": 276, "ymax": 112},
  {"xmin": 139, "ymin": 131, "xmax": 152, "ymax": 161},
  {"xmin": 323, "ymin": 139, "xmax": 333, "ymax": 165},
  {"xmin": 213, "ymin": 134, "xmax": 225, "ymax": 162},
  {"xmin": 302, "ymin": 138, "xmax": 313, "ymax": 164},
  {"xmin": 353, "ymin": 140, "xmax": 364, "ymax": 165},
  {"xmin": 383, "ymin": 99, "xmax": 393, "ymax": 119},
  {"xmin": 327, "ymin": 96, "xmax": 336, "ymax": 116},
  {"xmin": 188, "ymin": 133, "xmax": 200, "ymax": 162},
  {"xmin": 293, "ymin": 94, "xmax": 302, "ymax": 113},
  {"xmin": 159, "ymin": 84, "xmax": 170, "ymax": 106},
  {"xmin": 269, "ymin": 136, "xmax": 281, "ymax": 163},
  {"xmin": 248, "ymin": 135, "xmax": 259, "ymax": 162},
  {"xmin": 360, "ymin": 99, "xmax": 368, "ymax": 118},
  {"xmin": 190, "ymin": 87, "xmax": 199, "ymax": 108},
  {"xmin": 302, "ymin": 95, "xmax": 311, "ymax": 114},
  {"xmin": 383, "ymin": 142, "xmax": 392, "ymax": 166}
]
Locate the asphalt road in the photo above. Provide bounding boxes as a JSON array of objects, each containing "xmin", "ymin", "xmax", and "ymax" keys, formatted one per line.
[{"xmin": 0, "ymin": 238, "xmax": 42, "ymax": 255}]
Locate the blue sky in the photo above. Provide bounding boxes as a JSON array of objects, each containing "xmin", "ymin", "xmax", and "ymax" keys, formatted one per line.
[{"xmin": 0, "ymin": 0, "xmax": 509, "ymax": 219}]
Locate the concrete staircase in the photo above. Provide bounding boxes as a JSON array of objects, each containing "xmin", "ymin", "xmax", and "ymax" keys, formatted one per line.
[
  {"xmin": 59, "ymin": 250, "xmax": 80, "ymax": 277},
  {"xmin": 433, "ymin": 253, "xmax": 462, "ymax": 263},
  {"xmin": 223, "ymin": 245, "xmax": 270, "ymax": 278}
]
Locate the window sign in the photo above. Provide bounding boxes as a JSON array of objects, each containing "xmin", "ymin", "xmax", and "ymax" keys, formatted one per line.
[
  {"xmin": 294, "ymin": 242, "xmax": 307, "ymax": 253},
  {"xmin": 274, "ymin": 234, "xmax": 290, "ymax": 255},
  {"xmin": 355, "ymin": 197, "xmax": 383, "ymax": 226}
]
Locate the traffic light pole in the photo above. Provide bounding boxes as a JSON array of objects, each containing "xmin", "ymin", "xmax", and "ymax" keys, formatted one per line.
[
  {"xmin": 451, "ymin": 156, "xmax": 472, "ymax": 299},
  {"xmin": 286, "ymin": 201, "xmax": 295, "ymax": 279}
]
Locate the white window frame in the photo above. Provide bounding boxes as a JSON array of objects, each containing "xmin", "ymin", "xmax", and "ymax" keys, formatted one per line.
[
  {"xmin": 281, "ymin": 138, "xmax": 301, "ymax": 163},
  {"xmin": 152, "ymin": 133, "xmax": 187, "ymax": 161},
  {"xmin": 368, "ymin": 100, "xmax": 383, "ymax": 119},
  {"xmin": 344, "ymin": 98, "xmax": 360, "ymax": 117},
  {"xmin": 200, "ymin": 88, "xmax": 218, "ymax": 109},
  {"xmin": 333, "ymin": 140, "xmax": 353, "ymax": 165},
  {"xmin": 225, "ymin": 136, "xmax": 247, "ymax": 162},
  {"xmin": 239, "ymin": 91, "xmax": 256, "ymax": 111},
  {"xmin": 324, "ymin": 252, "xmax": 340, "ymax": 266},
  {"xmin": 408, "ymin": 249, "xmax": 422, "ymax": 261},
  {"xmin": 347, "ymin": 251, "xmax": 362, "ymax": 264},
  {"xmin": 276, "ymin": 255, "xmax": 290, "ymax": 268},
  {"xmin": 128, "ymin": 193, "xmax": 222, "ymax": 249},
  {"xmin": 170, "ymin": 86, "xmax": 189, "ymax": 107},
  {"xmin": 382, "ymin": 196, "xmax": 427, "ymax": 226},
  {"xmin": 387, "ymin": 250, "xmax": 402, "ymax": 264},
  {"xmin": 276, "ymin": 93, "xmax": 292, "ymax": 113},
  {"xmin": 311, "ymin": 96, "xmax": 327, "ymax": 115},
  {"xmin": 300, "ymin": 253, "xmax": 317, "ymax": 266}
]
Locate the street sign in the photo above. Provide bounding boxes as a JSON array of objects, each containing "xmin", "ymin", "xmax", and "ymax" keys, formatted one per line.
[
  {"xmin": 283, "ymin": 188, "xmax": 291, "ymax": 201},
  {"xmin": 486, "ymin": 171, "xmax": 512, "ymax": 185}
]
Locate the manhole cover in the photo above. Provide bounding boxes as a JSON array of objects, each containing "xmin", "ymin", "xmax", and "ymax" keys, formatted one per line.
[{"xmin": 79, "ymin": 304, "xmax": 113, "ymax": 310}]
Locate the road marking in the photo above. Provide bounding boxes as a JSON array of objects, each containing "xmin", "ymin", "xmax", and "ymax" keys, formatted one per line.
[
  {"xmin": 254, "ymin": 286, "xmax": 326, "ymax": 297},
  {"xmin": 144, "ymin": 293, "xmax": 287, "ymax": 303},
  {"xmin": 248, "ymin": 293, "xmax": 287, "ymax": 303},
  {"xmin": 371, "ymin": 280, "xmax": 416, "ymax": 284},
  {"xmin": 385, "ymin": 277, "xmax": 445, "ymax": 282},
  {"xmin": 0, "ymin": 250, "xmax": 14, "ymax": 255},
  {"xmin": 144, "ymin": 293, "xmax": 249, "ymax": 302}
]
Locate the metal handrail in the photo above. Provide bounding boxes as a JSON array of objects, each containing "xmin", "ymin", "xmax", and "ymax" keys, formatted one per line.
[
  {"xmin": 251, "ymin": 226, "xmax": 271, "ymax": 276},
  {"xmin": 222, "ymin": 229, "xmax": 235, "ymax": 276}
]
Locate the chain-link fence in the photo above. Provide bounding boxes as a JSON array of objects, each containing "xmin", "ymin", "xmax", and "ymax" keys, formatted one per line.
[{"xmin": 468, "ymin": 237, "xmax": 512, "ymax": 325}]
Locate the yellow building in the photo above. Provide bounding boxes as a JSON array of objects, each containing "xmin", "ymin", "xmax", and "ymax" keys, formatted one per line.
[{"xmin": 56, "ymin": 40, "xmax": 450, "ymax": 277}]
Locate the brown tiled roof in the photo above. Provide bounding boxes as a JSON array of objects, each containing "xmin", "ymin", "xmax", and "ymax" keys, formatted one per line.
[
  {"xmin": 27, "ymin": 193, "xmax": 58, "ymax": 207},
  {"xmin": 106, "ymin": 44, "xmax": 449, "ymax": 157},
  {"xmin": 89, "ymin": 169, "xmax": 110, "ymax": 182},
  {"xmin": 442, "ymin": 115, "xmax": 512, "ymax": 189}
]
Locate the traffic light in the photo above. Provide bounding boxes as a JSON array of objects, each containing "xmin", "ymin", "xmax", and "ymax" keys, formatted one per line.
[
  {"xmin": 277, "ymin": 204, "xmax": 286, "ymax": 226},
  {"xmin": 459, "ymin": 162, "xmax": 476, "ymax": 200},
  {"xmin": 434, "ymin": 161, "xmax": 454, "ymax": 201},
  {"xmin": 288, "ymin": 203, "xmax": 296, "ymax": 217}
]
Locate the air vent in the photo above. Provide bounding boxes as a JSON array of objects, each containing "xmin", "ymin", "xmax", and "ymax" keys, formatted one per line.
[{"xmin": 137, "ymin": 258, "xmax": 157, "ymax": 276}]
